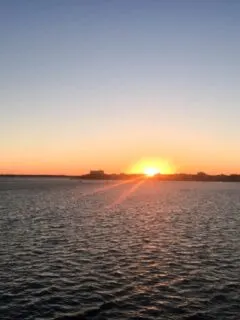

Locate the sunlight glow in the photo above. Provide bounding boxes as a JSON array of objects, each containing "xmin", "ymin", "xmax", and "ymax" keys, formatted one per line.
[
  {"xmin": 129, "ymin": 157, "xmax": 175, "ymax": 176},
  {"xmin": 143, "ymin": 167, "xmax": 160, "ymax": 177}
]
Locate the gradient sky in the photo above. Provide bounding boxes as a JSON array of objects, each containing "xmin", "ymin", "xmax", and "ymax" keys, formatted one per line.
[{"xmin": 1, "ymin": 0, "xmax": 240, "ymax": 174}]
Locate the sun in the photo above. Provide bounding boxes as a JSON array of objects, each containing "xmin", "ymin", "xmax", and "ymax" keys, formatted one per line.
[
  {"xmin": 128, "ymin": 157, "xmax": 175, "ymax": 176},
  {"xmin": 143, "ymin": 167, "xmax": 160, "ymax": 177}
]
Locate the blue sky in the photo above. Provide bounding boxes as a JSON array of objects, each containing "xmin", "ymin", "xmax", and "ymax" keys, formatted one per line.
[{"xmin": 1, "ymin": 0, "xmax": 240, "ymax": 174}]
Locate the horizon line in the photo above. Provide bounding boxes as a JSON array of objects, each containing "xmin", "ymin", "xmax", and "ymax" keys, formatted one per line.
[{"xmin": 1, "ymin": 172, "xmax": 240, "ymax": 177}]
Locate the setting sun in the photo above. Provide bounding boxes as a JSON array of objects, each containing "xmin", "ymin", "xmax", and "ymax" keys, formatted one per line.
[
  {"xmin": 128, "ymin": 157, "xmax": 175, "ymax": 176},
  {"xmin": 143, "ymin": 167, "xmax": 160, "ymax": 177}
]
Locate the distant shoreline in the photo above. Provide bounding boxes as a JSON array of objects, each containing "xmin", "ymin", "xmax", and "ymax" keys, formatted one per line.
[{"xmin": 1, "ymin": 173, "xmax": 240, "ymax": 182}]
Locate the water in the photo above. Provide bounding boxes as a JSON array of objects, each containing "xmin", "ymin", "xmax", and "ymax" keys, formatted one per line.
[{"xmin": 0, "ymin": 178, "xmax": 239, "ymax": 320}]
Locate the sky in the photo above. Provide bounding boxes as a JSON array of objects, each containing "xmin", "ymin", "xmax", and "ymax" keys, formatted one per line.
[{"xmin": 1, "ymin": 0, "xmax": 240, "ymax": 175}]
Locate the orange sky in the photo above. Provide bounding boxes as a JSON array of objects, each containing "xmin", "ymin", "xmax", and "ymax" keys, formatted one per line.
[{"xmin": 1, "ymin": 147, "xmax": 240, "ymax": 175}]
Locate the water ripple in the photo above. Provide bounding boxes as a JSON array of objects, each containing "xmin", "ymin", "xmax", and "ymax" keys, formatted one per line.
[{"xmin": 0, "ymin": 179, "xmax": 240, "ymax": 319}]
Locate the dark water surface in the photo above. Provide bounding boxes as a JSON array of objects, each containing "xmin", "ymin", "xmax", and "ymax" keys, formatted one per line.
[{"xmin": 0, "ymin": 178, "xmax": 240, "ymax": 320}]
